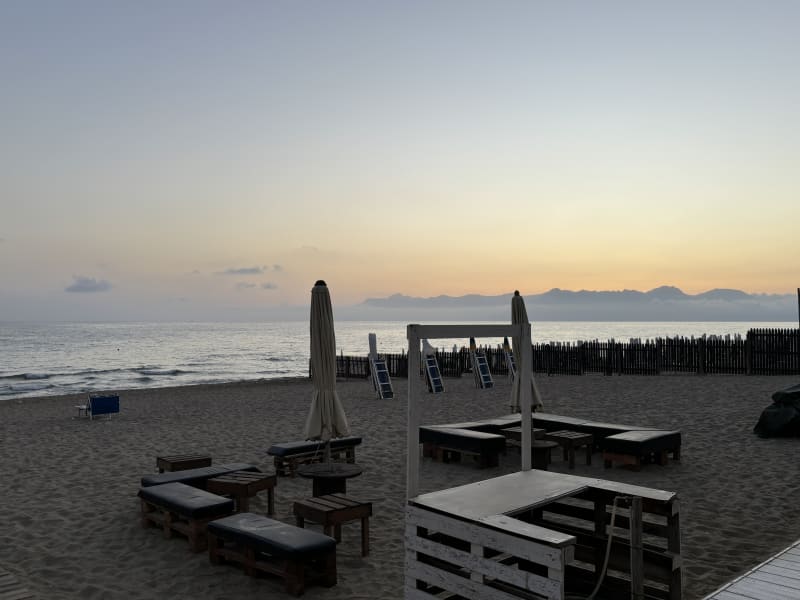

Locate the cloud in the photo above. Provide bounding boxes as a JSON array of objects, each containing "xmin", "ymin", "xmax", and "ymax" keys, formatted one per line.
[
  {"xmin": 219, "ymin": 266, "xmax": 265, "ymax": 275},
  {"xmin": 261, "ymin": 282, "xmax": 278, "ymax": 290},
  {"xmin": 65, "ymin": 276, "xmax": 112, "ymax": 293},
  {"xmin": 272, "ymin": 264, "xmax": 283, "ymax": 271},
  {"xmin": 236, "ymin": 282, "xmax": 257, "ymax": 290}
]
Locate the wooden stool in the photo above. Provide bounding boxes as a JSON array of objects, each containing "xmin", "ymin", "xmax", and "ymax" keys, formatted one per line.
[
  {"xmin": 207, "ymin": 470, "xmax": 277, "ymax": 514},
  {"xmin": 531, "ymin": 440, "xmax": 559, "ymax": 470},
  {"xmin": 156, "ymin": 454, "xmax": 212, "ymax": 473},
  {"xmin": 293, "ymin": 494, "xmax": 372, "ymax": 556},
  {"xmin": 544, "ymin": 430, "xmax": 594, "ymax": 469}
]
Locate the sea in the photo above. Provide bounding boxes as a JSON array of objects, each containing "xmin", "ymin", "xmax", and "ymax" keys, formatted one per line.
[{"xmin": 1, "ymin": 321, "xmax": 796, "ymax": 400}]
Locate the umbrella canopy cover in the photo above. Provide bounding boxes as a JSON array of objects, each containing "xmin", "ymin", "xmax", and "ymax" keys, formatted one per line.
[
  {"xmin": 511, "ymin": 290, "xmax": 544, "ymax": 412},
  {"xmin": 304, "ymin": 280, "xmax": 350, "ymax": 441}
]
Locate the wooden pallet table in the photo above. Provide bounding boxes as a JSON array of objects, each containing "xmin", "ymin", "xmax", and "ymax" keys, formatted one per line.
[
  {"xmin": 206, "ymin": 470, "xmax": 277, "ymax": 514},
  {"xmin": 544, "ymin": 430, "xmax": 594, "ymax": 469},
  {"xmin": 294, "ymin": 494, "xmax": 372, "ymax": 556}
]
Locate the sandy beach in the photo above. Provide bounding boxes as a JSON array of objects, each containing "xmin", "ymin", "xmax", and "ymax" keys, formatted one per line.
[{"xmin": 1, "ymin": 373, "xmax": 799, "ymax": 599}]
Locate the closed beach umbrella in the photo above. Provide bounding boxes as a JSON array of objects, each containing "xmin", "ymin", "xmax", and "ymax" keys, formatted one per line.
[
  {"xmin": 304, "ymin": 281, "xmax": 350, "ymax": 445},
  {"xmin": 511, "ymin": 290, "xmax": 544, "ymax": 412}
]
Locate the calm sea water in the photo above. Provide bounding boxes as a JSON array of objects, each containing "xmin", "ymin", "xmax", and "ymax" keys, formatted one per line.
[{"xmin": 1, "ymin": 320, "xmax": 795, "ymax": 400}]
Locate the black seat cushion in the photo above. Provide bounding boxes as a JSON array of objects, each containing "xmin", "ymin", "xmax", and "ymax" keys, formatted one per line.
[
  {"xmin": 419, "ymin": 427, "xmax": 506, "ymax": 455},
  {"xmin": 601, "ymin": 430, "xmax": 681, "ymax": 455},
  {"xmin": 267, "ymin": 436, "xmax": 363, "ymax": 458},
  {"xmin": 207, "ymin": 512, "xmax": 335, "ymax": 558},
  {"xmin": 141, "ymin": 462, "xmax": 259, "ymax": 488},
  {"xmin": 138, "ymin": 482, "xmax": 234, "ymax": 519}
]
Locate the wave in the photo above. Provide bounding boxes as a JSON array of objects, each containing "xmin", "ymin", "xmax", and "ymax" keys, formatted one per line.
[
  {"xmin": 136, "ymin": 368, "xmax": 189, "ymax": 376},
  {"xmin": 0, "ymin": 373, "xmax": 51, "ymax": 381}
]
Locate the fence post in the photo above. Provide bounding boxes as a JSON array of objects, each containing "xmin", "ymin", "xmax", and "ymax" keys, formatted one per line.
[
  {"xmin": 745, "ymin": 330, "xmax": 753, "ymax": 375},
  {"xmin": 697, "ymin": 338, "xmax": 705, "ymax": 376}
]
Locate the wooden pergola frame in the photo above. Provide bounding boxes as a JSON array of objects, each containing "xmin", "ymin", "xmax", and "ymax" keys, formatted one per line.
[{"xmin": 405, "ymin": 323, "xmax": 532, "ymax": 499}]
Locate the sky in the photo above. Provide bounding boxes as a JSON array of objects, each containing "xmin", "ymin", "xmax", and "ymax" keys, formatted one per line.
[{"xmin": 1, "ymin": 1, "xmax": 798, "ymax": 321}]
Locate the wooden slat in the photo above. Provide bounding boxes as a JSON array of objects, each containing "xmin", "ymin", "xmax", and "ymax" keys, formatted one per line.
[
  {"xmin": 406, "ymin": 527, "xmax": 562, "ymax": 598},
  {"xmin": 407, "ymin": 505, "xmax": 567, "ymax": 568}
]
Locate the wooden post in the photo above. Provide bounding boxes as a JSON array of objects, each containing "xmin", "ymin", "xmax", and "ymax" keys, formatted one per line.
[
  {"xmin": 406, "ymin": 326, "xmax": 421, "ymax": 499},
  {"xmin": 520, "ymin": 323, "xmax": 532, "ymax": 471},
  {"xmin": 629, "ymin": 497, "xmax": 644, "ymax": 600}
]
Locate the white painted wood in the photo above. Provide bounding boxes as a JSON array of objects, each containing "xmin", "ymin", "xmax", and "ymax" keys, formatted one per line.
[
  {"xmin": 470, "ymin": 542, "xmax": 483, "ymax": 583},
  {"xmin": 520, "ymin": 322, "xmax": 532, "ymax": 470},
  {"xmin": 727, "ymin": 577, "xmax": 800, "ymax": 599},
  {"xmin": 405, "ymin": 529, "xmax": 563, "ymax": 598},
  {"xmin": 750, "ymin": 569, "xmax": 800, "ymax": 590},
  {"xmin": 406, "ymin": 326, "xmax": 421, "ymax": 499},
  {"xmin": 406, "ymin": 505, "xmax": 566, "ymax": 568},
  {"xmin": 762, "ymin": 563, "xmax": 800, "ymax": 580},
  {"xmin": 407, "ymin": 559, "xmax": 543, "ymax": 600},
  {"xmin": 480, "ymin": 514, "xmax": 575, "ymax": 547}
]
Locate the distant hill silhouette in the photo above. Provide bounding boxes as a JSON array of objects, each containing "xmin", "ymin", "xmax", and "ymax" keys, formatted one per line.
[{"xmin": 347, "ymin": 286, "xmax": 796, "ymax": 321}]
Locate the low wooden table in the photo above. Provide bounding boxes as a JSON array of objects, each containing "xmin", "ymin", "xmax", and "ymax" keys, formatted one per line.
[
  {"xmin": 297, "ymin": 463, "xmax": 363, "ymax": 497},
  {"xmin": 206, "ymin": 470, "xmax": 277, "ymax": 514},
  {"xmin": 156, "ymin": 454, "xmax": 212, "ymax": 473},
  {"xmin": 294, "ymin": 494, "xmax": 372, "ymax": 556},
  {"xmin": 544, "ymin": 430, "xmax": 594, "ymax": 469}
]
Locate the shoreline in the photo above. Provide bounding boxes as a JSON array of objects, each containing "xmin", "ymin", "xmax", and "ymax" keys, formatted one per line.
[{"xmin": 1, "ymin": 374, "xmax": 799, "ymax": 599}]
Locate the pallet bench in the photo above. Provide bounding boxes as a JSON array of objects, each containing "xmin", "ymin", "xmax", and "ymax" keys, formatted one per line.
[
  {"xmin": 138, "ymin": 482, "xmax": 234, "ymax": 552},
  {"xmin": 156, "ymin": 454, "xmax": 212, "ymax": 473},
  {"xmin": 267, "ymin": 436, "xmax": 362, "ymax": 477},
  {"xmin": 140, "ymin": 462, "xmax": 259, "ymax": 490},
  {"xmin": 293, "ymin": 494, "xmax": 372, "ymax": 556},
  {"xmin": 207, "ymin": 512, "xmax": 337, "ymax": 596},
  {"xmin": 419, "ymin": 426, "xmax": 506, "ymax": 468},
  {"xmin": 602, "ymin": 430, "xmax": 682, "ymax": 470}
]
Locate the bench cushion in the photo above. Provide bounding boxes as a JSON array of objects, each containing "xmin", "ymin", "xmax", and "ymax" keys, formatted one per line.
[
  {"xmin": 601, "ymin": 430, "xmax": 681, "ymax": 455},
  {"xmin": 141, "ymin": 462, "xmax": 259, "ymax": 488},
  {"xmin": 208, "ymin": 512, "xmax": 335, "ymax": 558},
  {"xmin": 267, "ymin": 436, "xmax": 363, "ymax": 458},
  {"xmin": 419, "ymin": 427, "xmax": 506, "ymax": 455},
  {"xmin": 138, "ymin": 482, "xmax": 234, "ymax": 519}
]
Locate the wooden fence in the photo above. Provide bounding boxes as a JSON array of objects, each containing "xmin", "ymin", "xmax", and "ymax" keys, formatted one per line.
[{"xmin": 335, "ymin": 328, "xmax": 800, "ymax": 378}]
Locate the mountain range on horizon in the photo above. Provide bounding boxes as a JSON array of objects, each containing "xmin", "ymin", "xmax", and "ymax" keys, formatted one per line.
[{"xmin": 345, "ymin": 285, "xmax": 798, "ymax": 322}]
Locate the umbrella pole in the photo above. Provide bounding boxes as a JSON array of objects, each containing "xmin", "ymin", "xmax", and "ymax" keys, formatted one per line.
[{"xmin": 324, "ymin": 440, "xmax": 332, "ymax": 465}]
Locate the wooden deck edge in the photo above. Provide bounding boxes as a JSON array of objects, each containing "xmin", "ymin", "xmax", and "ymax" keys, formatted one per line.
[{"xmin": 701, "ymin": 538, "xmax": 800, "ymax": 599}]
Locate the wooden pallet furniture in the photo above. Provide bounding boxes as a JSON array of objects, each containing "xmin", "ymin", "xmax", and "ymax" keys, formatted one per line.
[
  {"xmin": 407, "ymin": 469, "xmax": 681, "ymax": 600},
  {"xmin": 138, "ymin": 482, "xmax": 234, "ymax": 552},
  {"xmin": 140, "ymin": 462, "xmax": 259, "ymax": 490},
  {"xmin": 156, "ymin": 454, "xmax": 212, "ymax": 473},
  {"xmin": 267, "ymin": 436, "xmax": 362, "ymax": 477},
  {"xmin": 207, "ymin": 512, "xmax": 337, "ymax": 597},
  {"xmin": 544, "ymin": 430, "xmax": 594, "ymax": 469},
  {"xmin": 601, "ymin": 430, "xmax": 682, "ymax": 470},
  {"xmin": 206, "ymin": 470, "xmax": 277, "ymax": 514},
  {"xmin": 419, "ymin": 426, "xmax": 506, "ymax": 468},
  {"xmin": 293, "ymin": 494, "xmax": 372, "ymax": 556}
]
